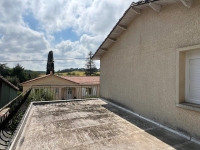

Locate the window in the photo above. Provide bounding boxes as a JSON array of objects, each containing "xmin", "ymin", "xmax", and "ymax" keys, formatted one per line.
[
  {"xmin": 85, "ymin": 88, "xmax": 92, "ymax": 96},
  {"xmin": 55, "ymin": 88, "xmax": 59, "ymax": 93},
  {"xmin": 176, "ymin": 44, "xmax": 200, "ymax": 107},
  {"xmin": 185, "ymin": 50, "xmax": 200, "ymax": 104},
  {"xmin": 82, "ymin": 87, "xmax": 95, "ymax": 97},
  {"xmin": 68, "ymin": 88, "xmax": 72, "ymax": 94},
  {"xmin": 88, "ymin": 88, "xmax": 92, "ymax": 95}
]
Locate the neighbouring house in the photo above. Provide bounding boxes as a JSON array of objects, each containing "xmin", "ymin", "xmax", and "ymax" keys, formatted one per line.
[
  {"xmin": 93, "ymin": 0, "xmax": 200, "ymax": 141},
  {"xmin": 0, "ymin": 76, "xmax": 19, "ymax": 108},
  {"xmin": 21, "ymin": 74, "xmax": 100, "ymax": 99}
]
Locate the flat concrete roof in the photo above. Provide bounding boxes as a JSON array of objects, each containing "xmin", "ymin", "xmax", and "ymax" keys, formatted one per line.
[{"xmin": 9, "ymin": 99, "xmax": 200, "ymax": 150}]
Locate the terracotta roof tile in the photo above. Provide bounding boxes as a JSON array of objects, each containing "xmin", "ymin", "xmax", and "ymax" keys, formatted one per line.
[{"xmin": 60, "ymin": 76, "xmax": 100, "ymax": 85}]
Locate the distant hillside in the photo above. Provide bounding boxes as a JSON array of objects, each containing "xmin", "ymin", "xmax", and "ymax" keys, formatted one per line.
[
  {"xmin": 24, "ymin": 70, "xmax": 45, "ymax": 74},
  {"xmin": 57, "ymin": 68, "xmax": 100, "ymax": 73},
  {"xmin": 39, "ymin": 68, "xmax": 100, "ymax": 77}
]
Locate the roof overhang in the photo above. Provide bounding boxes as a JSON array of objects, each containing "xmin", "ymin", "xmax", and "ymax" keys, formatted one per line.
[
  {"xmin": 0, "ymin": 76, "xmax": 19, "ymax": 91},
  {"xmin": 92, "ymin": 0, "xmax": 193, "ymax": 60},
  {"xmin": 20, "ymin": 74, "xmax": 78, "ymax": 85}
]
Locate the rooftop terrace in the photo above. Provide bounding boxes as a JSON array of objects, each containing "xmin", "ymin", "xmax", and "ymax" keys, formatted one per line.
[{"xmin": 9, "ymin": 99, "xmax": 200, "ymax": 150}]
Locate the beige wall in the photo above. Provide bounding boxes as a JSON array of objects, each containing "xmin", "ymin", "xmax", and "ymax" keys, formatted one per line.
[
  {"xmin": 100, "ymin": 1, "xmax": 200, "ymax": 140},
  {"xmin": 23, "ymin": 75, "xmax": 100, "ymax": 100},
  {"xmin": 22, "ymin": 75, "xmax": 77, "ymax": 92}
]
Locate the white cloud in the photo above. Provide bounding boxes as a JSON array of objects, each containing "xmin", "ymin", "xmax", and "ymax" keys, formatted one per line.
[
  {"xmin": 0, "ymin": 0, "xmax": 136, "ymax": 71},
  {"xmin": 0, "ymin": 24, "xmax": 49, "ymax": 53},
  {"xmin": 27, "ymin": 0, "xmax": 133, "ymax": 35}
]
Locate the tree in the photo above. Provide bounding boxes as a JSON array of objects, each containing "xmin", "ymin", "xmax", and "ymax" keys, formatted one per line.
[
  {"xmin": 6, "ymin": 76, "xmax": 20, "ymax": 87},
  {"xmin": 11, "ymin": 64, "xmax": 27, "ymax": 83},
  {"xmin": 84, "ymin": 51, "xmax": 97, "ymax": 76},
  {"xmin": 46, "ymin": 50, "xmax": 55, "ymax": 75},
  {"xmin": 0, "ymin": 63, "xmax": 10, "ymax": 77}
]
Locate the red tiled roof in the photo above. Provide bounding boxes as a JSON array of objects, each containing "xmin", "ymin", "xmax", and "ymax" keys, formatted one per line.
[{"xmin": 61, "ymin": 76, "xmax": 100, "ymax": 85}]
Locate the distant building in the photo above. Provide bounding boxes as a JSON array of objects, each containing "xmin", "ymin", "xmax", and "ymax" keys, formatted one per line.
[
  {"xmin": 0, "ymin": 76, "xmax": 19, "ymax": 108},
  {"xmin": 21, "ymin": 74, "xmax": 100, "ymax": 99}
]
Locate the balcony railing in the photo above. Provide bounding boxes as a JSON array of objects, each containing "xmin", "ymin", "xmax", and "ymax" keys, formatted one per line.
[
  {"xmin": 0, "ymin": 88, "xmax": 32, "ymax": 150},
  {"xmin": 0, "ymin": 85, "xmax": 99, "ymax": 149}
]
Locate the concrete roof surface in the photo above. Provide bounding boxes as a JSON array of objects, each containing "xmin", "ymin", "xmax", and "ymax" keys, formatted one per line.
[{"xmin": 10, "ymin": 99, "xmax": 200, "ymax": 150}]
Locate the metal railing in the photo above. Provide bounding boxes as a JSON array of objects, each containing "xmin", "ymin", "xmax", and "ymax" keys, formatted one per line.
[
  {"xmin": 0, "ymin": 88, "xmax": 32, "ymax": 150},
  {"xmin": 0, "ymin": 85, "xmax": 100, "ymax": 149}
]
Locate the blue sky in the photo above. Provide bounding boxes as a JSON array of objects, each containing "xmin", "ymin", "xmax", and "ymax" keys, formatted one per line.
[
  {"xmin": 53, "ymin": 28, "xmax": 80, "ymax": 43},
  {"xmin": 0, "ymin": 0, "xmax": 136, "ymax": 71},
  {"xmin": 23, "ymin": 12, "xmax": 39, "ymax": 31}
]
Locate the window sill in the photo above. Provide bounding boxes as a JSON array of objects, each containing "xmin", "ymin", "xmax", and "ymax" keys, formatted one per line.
[{"xmin": 176, "ymin": 102, "xmax": 200, "ymax": 113}]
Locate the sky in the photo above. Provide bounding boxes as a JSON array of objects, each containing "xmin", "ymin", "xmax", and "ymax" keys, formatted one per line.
[{"xmin": 0, "ymin": 0, "xmax": 137, "ymax": 71}]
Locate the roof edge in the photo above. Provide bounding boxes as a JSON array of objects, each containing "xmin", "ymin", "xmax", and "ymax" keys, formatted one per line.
[
  {"xmin": 20, "ymin": 74, "xmax": 87, "ymax": 85},
  {"xmin": 92, "ymin": 4, "xmax": 133, "ymax": 60},
  {"xmin": 0, "ymin": 75, "xmax": 19, "ymax": 91},
  {"xmin": 92, "ymin": 0, "xmax": 188, "ymax": 60}
]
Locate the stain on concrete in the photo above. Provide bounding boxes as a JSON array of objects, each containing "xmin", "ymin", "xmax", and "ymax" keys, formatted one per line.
[{"xmin": 11, "ymin": 99, "xmax": 200, "ymax": 150}]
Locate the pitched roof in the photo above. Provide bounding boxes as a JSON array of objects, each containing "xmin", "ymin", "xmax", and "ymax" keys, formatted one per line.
[
  {"xmin": 92, "ymin": 0, "xmax": 192, "ymax": 60},
  {"xmin": 0, "ymin": 76, "xmax": 19, "ymax": 91},
  {"xmin": 21, "ymin": 74, "xmax": 100, "ymax": 85},
  {"xmin": 61, "ymin": 76, "xmax": 100, "ymax": 85},
  {"xmin": 20, "ymin": 74, "xmax": 52, "ymax": 85}
]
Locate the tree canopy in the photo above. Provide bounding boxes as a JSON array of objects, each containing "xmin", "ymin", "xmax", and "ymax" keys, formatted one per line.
[{"xmin": 0, "ymin": 63, "xmax": 40, "ymax": 90}]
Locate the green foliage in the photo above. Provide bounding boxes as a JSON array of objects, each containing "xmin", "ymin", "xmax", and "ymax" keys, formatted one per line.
[
  {"xmin": 11, "ymin": 64, "xmax": 27, "ymax": 83},
  {"xmin": 28, "ymin": 89, "xmax": 54, "ymax": 102},
  {"xmin": 0, "ymin": 64, "xmax": 40, "ymax": 91},
  {"xmin": 57, "ymin": 68, "xmax": 85, "ymax": 73},
  {"xmin": 67, "ymin": 72, "xmax": 71, "ymax": 75},
  {"xmin": 0, "ymin": 63, "xmax": 11, "ymax": 77},
  {"xmin": 17, "ymin": 91, "xmax": 22, "ymax": 96},
  {"xmin": 25, "ymin": 70, "xmax": 40, "ymax": 80},
  {"xmin": 6, "ymin": 76, "xmax": 20, "ymax": 87}
]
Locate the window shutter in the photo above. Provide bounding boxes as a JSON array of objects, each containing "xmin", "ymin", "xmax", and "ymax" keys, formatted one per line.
[
  {"xmin": 93, "ymin": 88, "xmax": 96, "ymax": 96},
  {"xmin": 188, "ymin": 59, "xmax": 200, "ymax": 101},
  {"xmin": 82, "ymin": 88, "xmax": 86, "ymax": 96},
  {"xmin": 186, "ymin": 50, "xmax": 200, "ymax": 104}
]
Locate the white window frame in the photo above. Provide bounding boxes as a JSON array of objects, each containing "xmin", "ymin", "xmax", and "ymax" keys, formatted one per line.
[
  {"xmin": 185, "ymin": 50, "xmax": 200, "ymax": 104},
  {"xmin": 176, "ymin": 44, "xmax": 200, "ymax": 106}
]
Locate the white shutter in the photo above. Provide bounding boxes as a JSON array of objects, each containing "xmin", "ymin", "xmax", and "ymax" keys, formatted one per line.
[
  {"xmin": 82, "ymin": 88, "xmax": 86, "ymax": 96},
  {"xmin": 93, "ymin": 88, "xmax": 96, "ymax": 96},
  {"xmin": 186, "ymin": 50, "xmax": 200, "ymax": 104}
]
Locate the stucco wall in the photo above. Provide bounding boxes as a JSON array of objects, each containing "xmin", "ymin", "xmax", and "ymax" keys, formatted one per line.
[
  {"xmin": 23, "ymin": 75, "xmax": 100, "ymax": 100},
  {"xmin": 22, "ymin": 75, "xmax": 77, "ymax": 92},
  {"xmin": 100, "ymin": 1, "xmax": 200, "ymax": 140}
]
